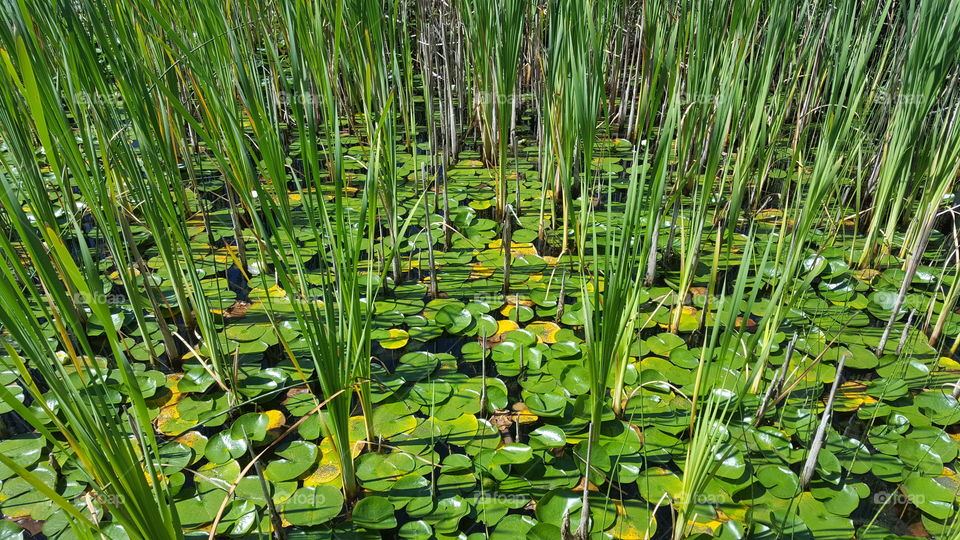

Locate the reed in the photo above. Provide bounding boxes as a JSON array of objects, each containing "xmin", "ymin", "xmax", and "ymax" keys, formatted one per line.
[
  {"xmin": 459, "ymin": 0, "xmax": 526, "ymax": 218},
  {"xmin": 0, "ymin": 4, "xmax": 183, "ymax": 536},
  {"xmin": 0, "ymin": 1, "xmax": 958, "ymax": 538}
]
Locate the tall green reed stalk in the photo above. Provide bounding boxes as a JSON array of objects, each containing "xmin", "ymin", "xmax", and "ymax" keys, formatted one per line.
[
  {"xmin": 542, "ymin": 0, "xmax": 615, "ymax": 257},
  {"xmin": 674, "ymin": 226, "xmax": 768, "ymax": 539},
  {"xmin": 147, "ymin": 0, "xmax": 421, "ymax": 501},
  {"xmin": 574, "ymin": 144, "xmax": 660, "ymax": 538},
  {"xmin": 746, "ymin": 0, "xmax": 894, "ymax": 392},
  {"xmin": 665, "ymin": 0, "xmax": 760, "ymax": 333},
  {"xmin": 0, "ymin": 4, "xmax": 183, "ymax": 536},
  {"xmin": 65, "ymin": 0, "xmax": 239, "ymax": 394},
  {"xmin": 340, "ymin": 0, "xmax": 407, "ymax": 285},
  {"xmin": 876, "ymin": 87, "xmax": 960, "ymax": 354},
  {"xmin": 459, "ymin": 0, "xmax": 525, "ymax": 219},
  {"xmin": 858, "ymin": 1, "xmax": 960, "ymax": 267}
]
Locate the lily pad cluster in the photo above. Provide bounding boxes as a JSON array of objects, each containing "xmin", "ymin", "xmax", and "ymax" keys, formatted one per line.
[{"xmin": 1, "ymin": 146, "xmax": 959, "ymax": 540}]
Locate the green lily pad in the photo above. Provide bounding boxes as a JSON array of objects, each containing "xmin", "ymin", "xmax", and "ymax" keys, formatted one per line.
[
  {"xmin": 264, "ymin": 440, "xmax": 318, "ymax": 482},
  {"xmin": 646, "ymin": 333, "xmax": 686, "ymax": 356},
  {"xmin": 353, "ymin": 495, "xmax": 397, "ymax": 529},
  {"xmin": 230, "ymin": 412, "xmax": 271, "ymax": 442},
  {"xmin": 636, "ymin": 467, "xmax": 682, "ymax": 503},
  {"xmin": 281, "ymin": 485, "xmax": 343, "ymax": 527},
  {"xmin": 902, "ymin": 475, "xmax": 956, "ymax": 520},
  {"xmin": 757, "ymin": 464, "xmax": 800, "ymax": 499},
  {"xmin": 0, "ymin": 434, "xmax": 44, "ymax": 480},
  {"xmin": 205, "ymin": 432, "xmax": 248, "ymax": 464},
  {"xmin": 915, "ymin": 390, "xmax": 960, "ymax": 425},
  {"xmin": 529, "ymin": 425, "xmax": 567, "ymax": 450}
]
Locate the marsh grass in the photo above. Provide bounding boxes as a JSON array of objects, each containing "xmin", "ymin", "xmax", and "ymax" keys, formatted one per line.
[{"xmin": 0, "ymin": 0, "xmax": 959, "ymax": 537}]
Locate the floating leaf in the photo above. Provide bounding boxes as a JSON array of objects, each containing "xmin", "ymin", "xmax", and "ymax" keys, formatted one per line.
[
  {"xmin": 264, "ymin": 440, "xmax": 318, "ymax": 482},
  {"xmin": 281, "ymin": 485, "xmax": 343, "ymax": 527},
  {"xmin": 0, "ymin": 435, "xmax": 43, "ymax": 480},
  {"xmin": 353, "ymin": 495, "xmax": 397, "ymax": 529},
  {"xmin": 377, "ymin": 328, "xmax": 410, "ymax": 350}
]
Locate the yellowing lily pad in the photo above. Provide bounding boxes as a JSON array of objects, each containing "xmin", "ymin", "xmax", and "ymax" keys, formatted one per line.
[
  {"xmin": 494, "ymin": 319, "xmax": 520, "ymax": 337},
  {"xmin": 378, "ymin": 328, "xmax": 409, "ymax": 350},
  {"xmin": 469, "ymin": 263, "xmax": 495, "ymax": 279},
  {"xmin": 303, "ymin": 461, "xmax": 341, "ymax": 487},
  {"xmin": 526, "ymin": 321, "xmax": 561, "ymax": 343}
]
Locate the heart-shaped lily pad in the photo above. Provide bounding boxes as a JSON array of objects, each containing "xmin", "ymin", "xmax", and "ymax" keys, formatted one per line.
[{"xmin": 281, "ymin": 485, "xmax": 343, "ymax": 527}]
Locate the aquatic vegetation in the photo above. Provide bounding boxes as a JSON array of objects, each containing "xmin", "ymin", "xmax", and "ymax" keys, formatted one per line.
[{"xmin": 0, "ymin": 1, "xmax": 959, "ymax": 539}]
